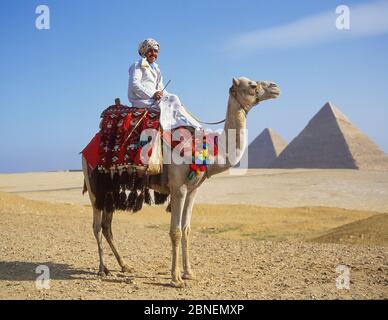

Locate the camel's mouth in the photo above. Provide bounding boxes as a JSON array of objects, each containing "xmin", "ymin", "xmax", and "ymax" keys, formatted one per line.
[
  {"xmin": 266, "ymin": 82, "xmax": 280, "ymax": 98},
  {"xmin": 270, "ymin": 87, "xmax": 280, "ymax": 97}
]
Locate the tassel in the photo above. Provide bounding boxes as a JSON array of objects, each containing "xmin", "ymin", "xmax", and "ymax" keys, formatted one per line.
[
  {"xmin": 112, "ymin": 172, "xmax": 120, "ymax": 191},
  {"xmin": 112, "ymin": 190, "xmax": 120, "ymax": 209},
  {"xmin": 93, "ymin": 168, "xmax": 107, "ymax": 211},
  {"xmin": 93, "ymin": 168, "xmax": 104, "ymax": 190},
  {"xmin": 127, "ymin": 169, "xmax": 136, "ymax": 191},
  {"xmin": 95, "ymin": 196, "xmax": 105, "ymax": 211},
  {"xmin": 134, "ymin": 191, "xmax": 144, "ymax": 212},
  {"xmin": 119, "ymin": 170, "xmax": 129, "ymax": 188},
  {"xmin": 144, "ymin": 188, "xmax": 152, "ymax": 205},
  {"xmin": 126, "ymin": 190, "xmax": 137, "ymax": 211},
  {"xmin": 104, "ymin": 172, "xmax": 113, "ymax": 193},
  {"xmin": 166, "ymin": 201, "xmax": 171, "ymax": 213},
  {"xmin": 154, "ymin": 191, "xmax": 169, "ymax": 205},
  {"xmin": 118, "ymin": 190, "xmax": 127, "ymax": 210},
  {"xmin": 104, "ymin": 193, "xmax": 114, "ymax": 213}
]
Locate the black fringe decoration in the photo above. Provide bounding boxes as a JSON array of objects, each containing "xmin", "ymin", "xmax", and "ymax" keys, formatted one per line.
[
  {"xmin": 95, "ymin": 197, "xmax": 105, "ymax": 211},
  {"xmin": 118, "ymin": 190, "xmax": 127, "ymax": 210},
  {"xmin": 93, "ymin": 169, "xmax": 106, "ymax": 211},
  {"xmin": 134, "ymin": 191, "xmax": 144, "ymax": 212},
  {"xmin": 104, "ymin": 193, "xmax": 114, "ymax": 213},
  {"xmin": 166, "ymin": 201, "xmax": 171, "ymax": 213},
  {"xmin": 144, "ymin": 188, "xmax": 152, "ymax": 205},
  {"xmin": 91, "ymin": 166, "xmax": 169, "ymax": 213},
  {"xmin": 127, "ymin": 171, "xmax": 136, "ymax": 190},
  {"xmin": 119, "ymin": 170, "xmax": 129, "ymax": 187},
  {"xmin": 104, "ymin": 172, "xmax": 113, "ymax": 193},
  {"xmin": 154, "ymin": 191, "xmax": 169, "ymax": 205},
  {"xmin": 112, "ymin": 172, "xmax": 120, "ymax": 188},
  {"xmin": 112, "ymin": 190, "xmax": 120, "ymax": 209},
  {"xmin": 126, "ymin": 190, "xmax": 137, "ymax": 211}
]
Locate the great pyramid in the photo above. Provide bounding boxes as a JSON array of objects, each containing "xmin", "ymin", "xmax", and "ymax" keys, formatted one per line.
[
  {"xmin": 271, "ymin": 102, "xmax": 388, "ymax": 169},
  {"xmin": 241, "ymin": 128, "xmax": 287, "ymax": 168}
]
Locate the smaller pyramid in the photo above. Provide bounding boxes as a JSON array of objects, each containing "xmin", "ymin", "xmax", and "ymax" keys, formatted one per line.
[
  {"xmin": 271, "ymin": 102, "xmax": 388, "ymax": 169},
  {"xmin": 244, "ymin": 128, "xmax": 288, "ymax": 168}
]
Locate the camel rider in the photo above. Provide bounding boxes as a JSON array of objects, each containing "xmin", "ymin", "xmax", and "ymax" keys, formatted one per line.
[{"xmin": 128, "ymin": 38, "xmax": 201, "ymax": 130}]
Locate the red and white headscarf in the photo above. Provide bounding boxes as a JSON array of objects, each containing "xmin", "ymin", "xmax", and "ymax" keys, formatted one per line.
[{"xmin": 138, "ymin": 38, "xmax": 160, "ymax": 58}]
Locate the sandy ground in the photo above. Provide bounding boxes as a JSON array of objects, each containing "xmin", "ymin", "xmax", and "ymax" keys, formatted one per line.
[
  {"xmin": 0, "ymin": 169, "xmax": 387, "ymax": 300},
  {"xmin": 1, "ymin": 169, "xmax": 388, "ymax": 212}
]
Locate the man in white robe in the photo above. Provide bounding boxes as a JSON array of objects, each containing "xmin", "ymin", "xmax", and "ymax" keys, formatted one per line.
[{"xmin": 128, "ymin": 38, "xmax": 201, "ymax": 130}]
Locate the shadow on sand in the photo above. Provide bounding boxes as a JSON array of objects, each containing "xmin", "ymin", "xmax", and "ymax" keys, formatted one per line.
[{"xmin": 0, "ymin": 261, "xmax": 95, "ymax": 281}]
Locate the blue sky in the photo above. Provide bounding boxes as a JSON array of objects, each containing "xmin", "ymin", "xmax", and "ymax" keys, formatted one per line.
[{"xmin": 0, "ymin": 0, "xmax": 387, "ymax": 173}]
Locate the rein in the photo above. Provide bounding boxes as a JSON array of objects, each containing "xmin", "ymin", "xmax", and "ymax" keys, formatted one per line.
[{"xmin": 186, "ymin": 109, "xmax": 226, "ymax": 125}]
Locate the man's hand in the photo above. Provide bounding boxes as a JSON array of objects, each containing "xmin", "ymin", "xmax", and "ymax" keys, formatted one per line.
[{"xmin": 153, "ymin": 91, "xmax": 164, "ymax": 100}]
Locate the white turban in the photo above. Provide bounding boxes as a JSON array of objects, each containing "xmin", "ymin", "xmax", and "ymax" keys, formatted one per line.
[{"xmin": 138, "ymin": 38, "xmax": 160, "ymax": 58}]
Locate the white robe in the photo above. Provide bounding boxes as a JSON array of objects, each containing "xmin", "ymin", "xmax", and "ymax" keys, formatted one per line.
[{"xmin": 128, "ymin": 58, "xmax": 201, "ymax": 130}]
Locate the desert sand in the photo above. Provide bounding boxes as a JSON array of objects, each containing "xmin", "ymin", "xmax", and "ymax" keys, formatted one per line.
[{"xmin": 0, "ymin": 169, "xmax": 387, "ymax": 299}]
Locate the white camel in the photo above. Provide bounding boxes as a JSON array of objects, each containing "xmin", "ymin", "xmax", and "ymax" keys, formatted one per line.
[{"xmin": 82, "ymin": 77, "xmax": 280, "ymax": 287}]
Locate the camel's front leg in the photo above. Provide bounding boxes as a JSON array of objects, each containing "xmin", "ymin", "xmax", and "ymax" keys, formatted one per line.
[
  {"xmin": 181, "ymin": 189, "xmax": 198, "ymax": 280},
  {"xmin": 169, "ymin": 187, "xmax": 187, "ymax": 287}
]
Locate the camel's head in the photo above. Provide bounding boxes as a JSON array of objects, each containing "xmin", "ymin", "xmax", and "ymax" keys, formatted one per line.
[{"xmin": 230, "ymin": 77, "xmax": 280, "ymax": 113}]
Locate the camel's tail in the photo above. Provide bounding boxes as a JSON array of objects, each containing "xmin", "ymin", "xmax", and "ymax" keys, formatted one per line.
[{"xmin": 82, "ymin": 179, "xmax": 88, "ymax": 195}]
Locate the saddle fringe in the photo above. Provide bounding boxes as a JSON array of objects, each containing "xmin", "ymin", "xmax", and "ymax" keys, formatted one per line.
[{"xmin": 90, "ymin": 168, "xmax": 169, "ymax": 213}]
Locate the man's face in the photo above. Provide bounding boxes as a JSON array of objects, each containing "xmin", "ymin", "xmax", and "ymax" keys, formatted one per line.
[{"xmin": 145, "ymin": 48, "xmax": 158, "ymax": 64}]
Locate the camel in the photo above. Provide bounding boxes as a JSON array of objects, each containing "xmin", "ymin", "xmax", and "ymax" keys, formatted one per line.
[{"xmin": 82, "ymin": 76, "xmax": 280, "ymax": 287}]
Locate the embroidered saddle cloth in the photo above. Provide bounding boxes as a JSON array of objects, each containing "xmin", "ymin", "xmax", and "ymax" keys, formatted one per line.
[{"xmin": 82, "ymin": 103, "xmax": 162, "ymax": 175}]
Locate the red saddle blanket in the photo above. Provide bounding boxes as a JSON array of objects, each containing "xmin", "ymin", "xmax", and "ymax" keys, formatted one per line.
[
  {"xmin": 82, "ymin": 104, "xmax": 160, "ymax": 171},
  {"xmin": 82, "ymin": 104, "xmax": 219, "ymax": 179}
]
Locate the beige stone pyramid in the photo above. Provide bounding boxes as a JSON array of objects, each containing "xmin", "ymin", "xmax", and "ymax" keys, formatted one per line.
[
  {"xmin": 271, "ymin": 102, "xmax": 388, "ymax": 169},
  {"xmin": 243, "ymin": 128, "xmax": 287, "ymax": 168}
]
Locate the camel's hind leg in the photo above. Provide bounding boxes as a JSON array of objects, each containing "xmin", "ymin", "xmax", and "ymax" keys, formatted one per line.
[
  {"xmin": 101, "ymin": 210, "xmax": 134, "ymax": 273},
  {"xmin": 82, "ymin": 156, "xmax": 110, "ymax": 276},
  {"xmin": 93, "ymin": 207, "xmax": 110, "ymax": 276}
]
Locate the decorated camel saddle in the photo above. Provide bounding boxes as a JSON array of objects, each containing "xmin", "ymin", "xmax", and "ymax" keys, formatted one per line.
[{"xmin": 82, "ymin": 99, "xmax": 218, "ymax": 213}]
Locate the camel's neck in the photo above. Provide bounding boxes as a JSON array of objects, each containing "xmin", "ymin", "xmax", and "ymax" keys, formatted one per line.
[{"xmin": 207, "ymin": 95, "xmax": 247, "ymax": 177}]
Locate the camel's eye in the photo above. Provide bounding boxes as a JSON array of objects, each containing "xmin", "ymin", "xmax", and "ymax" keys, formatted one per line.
[{"xmin": 249, "ymin": 82, "xmax": 257, "ymax": 89}]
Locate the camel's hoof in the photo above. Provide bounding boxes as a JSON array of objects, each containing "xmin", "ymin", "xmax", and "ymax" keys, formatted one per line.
[
  {"xmin": 97, "ymin": 271, "xmax": 106, "ymax": 277},
  {"xmin": 121, "ymin": 264, "xmax": 135, "ymax": 273},
  {"xmin": 182, "ymin": 271, "xmax": 196, "ymax": 280},
  {"xmin": 97, "ymin": 265, "xmax": 109, "ymax": 277},
  {"xmin": 170, "ymin": 280, "xmax": 186, "ymax": 288},
  {"xmin": 99, "ymin": 266, "xmax": 110, "ymax": 276}
]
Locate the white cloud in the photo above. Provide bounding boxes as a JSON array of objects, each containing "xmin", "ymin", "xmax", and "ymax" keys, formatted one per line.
[{"xmin": 225, "ymin": 1, "xmax": 388, "ymax": 54}]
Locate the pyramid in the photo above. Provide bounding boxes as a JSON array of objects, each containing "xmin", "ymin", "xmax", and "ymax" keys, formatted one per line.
[
  {"xmin": 242, "ymin": 128, "xmax": 287, "ymax": 168},
  {"xmin": 271, "ymin": 102, "xmax": 388, "ymax": 169}
]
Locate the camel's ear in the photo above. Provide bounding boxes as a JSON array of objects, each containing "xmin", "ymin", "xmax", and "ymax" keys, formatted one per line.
[{"xmin": 232, "ymin": 78, "xmax": 240, "ymax": 87}]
